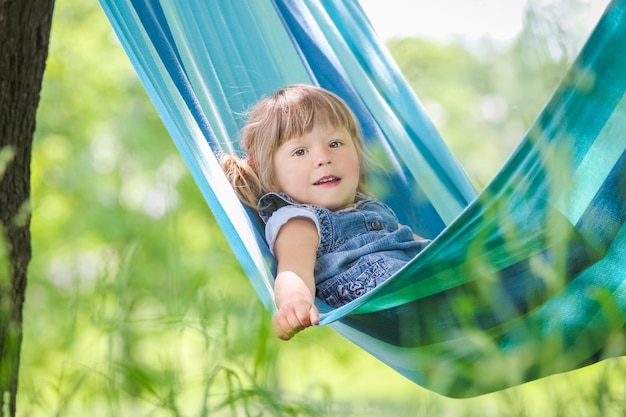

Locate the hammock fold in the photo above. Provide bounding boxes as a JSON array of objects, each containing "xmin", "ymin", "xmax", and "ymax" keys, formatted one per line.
[{"xmin": 99, "ymin": 0, "xmax": 626, "ymax": 397}]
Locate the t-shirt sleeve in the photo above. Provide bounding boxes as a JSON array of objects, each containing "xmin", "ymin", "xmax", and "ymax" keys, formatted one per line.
[{"xmin": 264, "ymin": 206, "xmax": 320, "ymax": 255}]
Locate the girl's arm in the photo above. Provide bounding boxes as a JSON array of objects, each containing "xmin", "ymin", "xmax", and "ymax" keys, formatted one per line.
[{"xmin": 272, "ymin": 217, "xmax": 320, "ymax": 340}]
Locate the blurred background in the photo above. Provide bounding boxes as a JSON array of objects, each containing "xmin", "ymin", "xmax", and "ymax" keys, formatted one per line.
[{"xmin": 19, "ymin": 0, "xmax": 625, "ymax": 415}]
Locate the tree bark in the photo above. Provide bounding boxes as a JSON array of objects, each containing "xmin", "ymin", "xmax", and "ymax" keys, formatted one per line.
[{"xmin": 0, "ymin": 1, "xmax": 55, "ymax": 416}]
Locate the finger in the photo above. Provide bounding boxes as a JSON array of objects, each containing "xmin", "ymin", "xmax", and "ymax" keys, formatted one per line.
[
  {"xmin": 273, "ymin": 302, "xmax": 316, "ymax": 340},
  {"xmin": 293, "ymin": 305, "xmax": 315, "ymax": 327},
  {"xmin": 282, "ymin": 302, "xmax": 312, "ymax": 326},
  {"xmin": 274, "ymin": 309, "xmax": 307, "ymax": 340},
  {"xmin": 273, "ymin": 316, "xmax": 294, "ymax": 340},
  {"xmin": 310, "ymin": 307, "xmax": 320, "ymax": 326}
]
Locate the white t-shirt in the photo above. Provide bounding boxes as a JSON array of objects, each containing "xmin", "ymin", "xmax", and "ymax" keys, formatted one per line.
[{"xmin": 264, "ymin": 206, "xmax": 321, "ymax": 255}]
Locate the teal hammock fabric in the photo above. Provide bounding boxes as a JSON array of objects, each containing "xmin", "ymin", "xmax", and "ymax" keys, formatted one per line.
[{"xmin": 99, "ymin": 0, "xmax": 626, "ymax": 397}]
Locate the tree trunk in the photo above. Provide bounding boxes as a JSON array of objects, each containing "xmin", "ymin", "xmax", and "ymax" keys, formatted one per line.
[{"xmin": 0, "ymin": 1, "xmax": 55, "ymax": 416}]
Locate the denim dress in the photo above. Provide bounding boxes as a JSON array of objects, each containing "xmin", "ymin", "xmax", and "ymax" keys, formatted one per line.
[{"xmin": 258, "ymin": 192, "xmax": 430, "ymax": 308}]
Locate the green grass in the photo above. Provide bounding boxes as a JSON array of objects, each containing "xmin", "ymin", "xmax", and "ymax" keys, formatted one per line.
[{"xmin": 17, "ymin": 239, "xmax": 626, "ymax": 416}]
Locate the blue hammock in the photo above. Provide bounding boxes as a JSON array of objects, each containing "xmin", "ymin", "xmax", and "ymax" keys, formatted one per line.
[{"xmin": 99, "ymin": 0, "xmax": 626, "ymax": 397}]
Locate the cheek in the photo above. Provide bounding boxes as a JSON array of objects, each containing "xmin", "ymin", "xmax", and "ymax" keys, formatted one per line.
[
  {"xmin": 352, "ymin": 154, "xmax": 362, "ymax": 173},
  {"xmin": 271, "ymin": 160, "xmax": 292, "ymax": 189},
  {"xmin": 266, "ymin": 159, "xmax": 284, "ymax": 191},
  {"xmin": 270, "ymin": 157, "xmax": 283, "ymax": 180},
  {"xmin": 272, "ymin": 164, "xmax": 287, "ymax": 186}
]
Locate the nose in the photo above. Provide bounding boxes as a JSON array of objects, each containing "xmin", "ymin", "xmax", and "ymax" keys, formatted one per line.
[{"xmin": 314, "ymin": 147, "xmax": 331, "ymax": 167}]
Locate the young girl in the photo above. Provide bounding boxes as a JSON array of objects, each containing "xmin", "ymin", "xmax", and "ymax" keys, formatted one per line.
[{"xmin": 220, "ymin": 84, "xmax": 429, "ymax": 340}]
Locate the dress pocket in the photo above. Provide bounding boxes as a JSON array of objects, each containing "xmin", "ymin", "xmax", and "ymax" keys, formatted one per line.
[{"xmin": 317, "ymin": 256, "xmax": 390, "ymax": 307}]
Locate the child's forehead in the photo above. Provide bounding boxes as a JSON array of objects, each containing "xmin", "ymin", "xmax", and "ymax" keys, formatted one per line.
[{"xmin": 282, "ymin": 122, "xmax": 350, "ymax": 141}]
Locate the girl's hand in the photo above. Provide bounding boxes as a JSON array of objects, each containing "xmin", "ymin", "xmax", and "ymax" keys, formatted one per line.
[{"xmin": 273, "ymin": 298, "xmax": 319, "ymax": 340}]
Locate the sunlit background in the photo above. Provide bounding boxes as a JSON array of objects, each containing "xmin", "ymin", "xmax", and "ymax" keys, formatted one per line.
[
  {"xmin": 361, "ymin": 0, "xmax": 608, "ymax": 43},
  {"xmin": 362, "ymin": 0, "xmax": 611, "ymax": 188}
]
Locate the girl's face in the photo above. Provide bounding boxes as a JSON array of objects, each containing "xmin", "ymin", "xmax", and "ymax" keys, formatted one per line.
[{"xmin": 272, "ymin": 123, "xmax": 360, "ymax": 210}]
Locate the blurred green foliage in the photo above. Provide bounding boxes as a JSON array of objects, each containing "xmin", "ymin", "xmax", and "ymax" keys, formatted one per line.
[
  {"xmin": 17, "ymin": 0, "xmax": 625, "ymax": 416},
  {"xmin": 386, "ymin": 0, "xmax": 590, "ymax": 188}
]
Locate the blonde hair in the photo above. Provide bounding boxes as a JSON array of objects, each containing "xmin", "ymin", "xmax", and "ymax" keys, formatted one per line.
[{"xmin": 220, "ymin": 84, "xmax": 367, "ymax": 209}]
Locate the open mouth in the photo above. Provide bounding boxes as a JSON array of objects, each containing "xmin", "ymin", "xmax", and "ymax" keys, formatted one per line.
[{"xmin": 314, "ymin": 175, "xmax": 340, "ymax": 185}]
